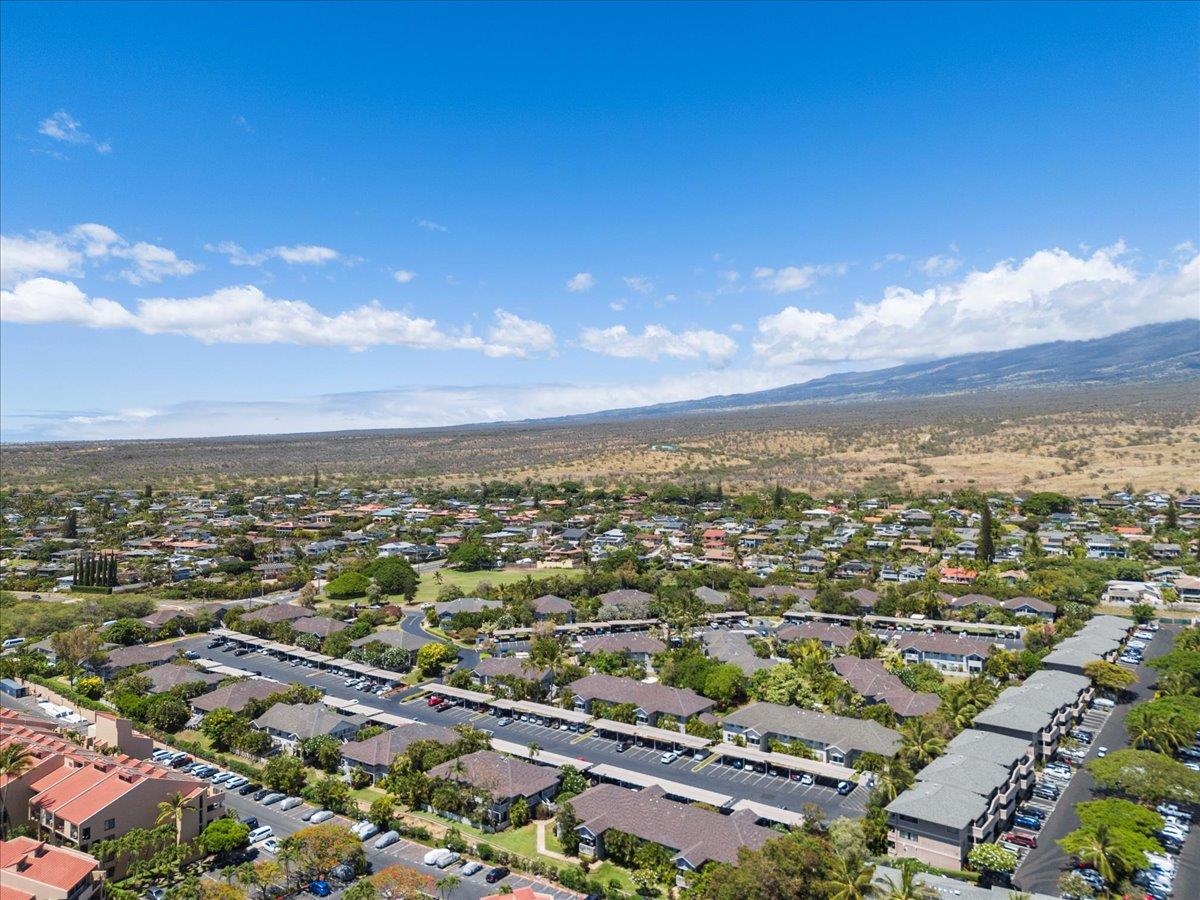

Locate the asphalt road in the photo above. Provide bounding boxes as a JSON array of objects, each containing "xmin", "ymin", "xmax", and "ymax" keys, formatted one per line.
[
  {"xmin": 181, "ymin": 636, "xmax": 867, "ymax": 819},
  {"xmin": 223, "ymin": 791, "xmax": 577, "ymax": 900},
  {"xmin": 397, "ymin": 611, "xmax": 480, "ymax": 671},
  {"xmin": 1013, "ymin": 623, "xmax": 1200, "ymax": 896}
]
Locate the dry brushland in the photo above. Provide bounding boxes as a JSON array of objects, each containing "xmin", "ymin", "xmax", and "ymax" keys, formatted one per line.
[{"xmin": 2, "ymin": 382, "xmax": 1198, "ymax": 495}]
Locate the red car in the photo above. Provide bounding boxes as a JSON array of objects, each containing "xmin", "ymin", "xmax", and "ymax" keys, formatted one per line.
[
  {"xmin": 427, "ymin": 695, "xmax": 442, "ymax": 706},
  {"xmin": 1003, "ymin": 832, "xmax": 1037, "ymax": 849}
]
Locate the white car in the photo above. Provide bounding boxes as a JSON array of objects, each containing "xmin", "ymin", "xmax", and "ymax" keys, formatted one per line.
[
  {"xmin": 660, "ymin": 750, "xmax": 681, "ymax": 765},
  {"xmin": 310, "ymin": 810, "xmax": 335, "ymax": 824},
  {"xmin": 799, "ymin": 773, "xmax": 815, "ymax": 785},
  {"xmin": 1096, "ymin": 747, "xmax": 1108, "ymax": 758},
  {"xmin": 434, "ymin": 851, "xmax": 460, "ymax": 869},
  {"xmin": 356, "ymin": 823, "xmax": 379, "ymax": 841},
  {"xmin": 260, "ymin": 838, "xmax": 281, "ymax": 854}
]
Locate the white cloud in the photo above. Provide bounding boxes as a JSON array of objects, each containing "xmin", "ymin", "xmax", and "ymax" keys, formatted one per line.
[
  {"xmin": 1, "ymin": 224, "xmax": 194, "ymax": 287},
  {"xmin": 609, "ymin": 299, "xmax": 626, "ymax": 312},
  {"xmin": 0, "ymin": 278, "xmax": 556, "ymax": 357},
  {"xmin": 919, "ymin": 254, "xmax": 963, "ymax": 277},
  {"xmin": 205, "ymin": 241, "xmax": 345, "ymax": 267},
  {"xmin": 37, "ymin": 110, "xmax": 111, "ymax": 154},
  {"xmin": 753, "ymin": 263, "xmax": 846, "ymax": 294},
  {"xmin": 392, "ymin": 269, "xmax": 417, "ymax": 284},
  {"xmin": 566, "ymin": 272, "xmax": 595, "ymax": 293},
  {"xmin": 872, "ymin": 253, "xmax": 908, "ymax": 271},
  {"xmin": 4, "ymin": 366, "xmax": 822, "ymax": 441},
  {"xmin": 623, "ymin": 275, "xmax": 654, "ymax": 295},
  {"xmin": 579, "ymin": 324, "xmax": 737, "ymax": 366},
  {"xmin": 719, "ymin": 270, "xmax": 740, "ymax": 283},
  {"xmin": 754, "ymin": 243, "xmax": 1199, "ymax": 366},
  {"xmin": 417, "ymin": 219, "xmax": 448, "ymax": 232}
]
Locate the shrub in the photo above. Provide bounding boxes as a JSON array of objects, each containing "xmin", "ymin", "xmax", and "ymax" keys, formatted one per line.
[{"xmin": 326, "ymin": 571, "xmax": 371, "ymax": 600}]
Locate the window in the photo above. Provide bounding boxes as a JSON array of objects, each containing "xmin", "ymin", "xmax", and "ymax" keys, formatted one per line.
[
  {"xmin": 900, "ymin": 830, "xmax": 918, "ymax": 841},
  {"xmin": 81, "ymin": 827, "xmax": 91, "ymax": 840},
  {"xmin": 104, "ymin": 818, "xmax": 115, "ymax": 831}
]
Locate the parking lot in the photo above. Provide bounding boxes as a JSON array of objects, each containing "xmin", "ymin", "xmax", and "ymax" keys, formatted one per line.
[{"xmin": 223, "ymin": 792, "xmax": 578, "ymax": 900}]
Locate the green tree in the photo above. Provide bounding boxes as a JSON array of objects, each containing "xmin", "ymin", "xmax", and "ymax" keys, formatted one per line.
[
  {"xmin": 263, "ymin": 754, "xmax": 309, "ymax": 795},
  {"xmin": 103, "ymin": 618, "xmax": 151, "ymax": 646},
  {"xmin": 508, "ymin": 796, "xmax": 530, "ymax": 828},
  {"xmin": 1076, "ymin": 798, "xmax": 1163, "ymax": 837},
  {"xmin": 447, "ymin": 539, "xmax": 496, "ymax": 572},
  {"xmin": 306, "ymin": 774, "xmax": 353, "ymax": 814},
  {"xmin": 300, "ymin": 734, "xmax": 344, "ymax": 772},
  {"xmin": 977, "ymin": 502, "xmax": 995, "ymax": 565},
  {"xmin": 1082, "ymin": 659, "xmax": 1137, "ymax": 695},
  {"xmin": 201, "ymin": 707, "xmax": 246, "ymax": 753},
  {"xmin": 822, "ymin": 852, "xmax": 878, "ymax": 900},
  {"xmin": 145, "ymin": 696, "xmax": 190, "ymax": 732},
  {"xmin": 1058, "ymin": 822, "xmax": 1158, "ymax": 885},
  {"xmin": 879, "ymin": 860, "xmax": 936, "ymax": 900},
  {"xmin": 199, "ymin": 819, "xmax": 250, "ymax": 856},
  {"xmin": 967, "ymin": 843, "xmax": 1017, "ymax": 876},
  {"xmin": 326, "ymin": 571, "xmax": 371, "ymax": 600},
  {"xmin": 556, "ymin": 801, "xmax": 581, "ymax": 856},
  {"xmin": 1088, "ymin": 749, "xmax": 1200, "ymax": 804},
  {"xmin": 899, "ymin": 717, "xmax": 945, "ymax": 769},
  {"xmin": 369, "ymin": 557, "xmax": 419, "ymax": 601},
  {"xmin": 417, "ymin": 642, "xmax": 456, "ymax": 675},
  {"xmin": 368, "ymin": 795, "xmax": 395, "ymax": 829},
  {"xmin": 1130, "ymin": 603, "xmax": 1156, "ymax": 625}
]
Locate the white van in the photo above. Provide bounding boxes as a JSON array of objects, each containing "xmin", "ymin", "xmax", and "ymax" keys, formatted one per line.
[
  {"xmin": 247, "ymin": 825, "xmax": 274, "ymax": 843},
  {"xmin": 2, "ymin": 637, "xmax": 25, "ymax": 649}
]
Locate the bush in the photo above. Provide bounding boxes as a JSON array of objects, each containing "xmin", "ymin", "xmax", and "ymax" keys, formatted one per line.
[
  {"xmin": 326, "ymin": 571, "xmax": 371, "ymax": 600},
  {"xmin": 474, "ymin": 842, "xmax": 495, "ymax": 861}
]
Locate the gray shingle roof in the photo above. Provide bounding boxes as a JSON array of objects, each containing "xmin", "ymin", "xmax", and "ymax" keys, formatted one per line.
[
  {"xmin": 944, "ymin": 728, "xmax": 1033, "ymax": 769},
  {"xmin": 580, "ymin": 633, "xmax": 666, "ymax": 656},
  {"xmin": 723, "ymin": 702, "xmax": 902, "ymax": 757},
  {"xmin": 342, "ymin": 722, "xmax": 457, "ymax": 767},
  {"xmin": 887, "ymin": 779, "xmax": 988, "ymax": 829},
  {"xmin": 252, "ymin": 702, "xmax": 366, "ymax": 740},
  {"xmin": 972, "ymin": 670, "xmax": 1090, "ymax": 735},
  {"xmin": 427, "ymin": 749, "xmax": 560, "ymax": 800},
  {"xmin": 192, "ymin": 679, "xmax": 281, "ymax": 713},
  {"xmin": 570, "ymin": 673, "xmax": 713, "ymax": 719}
]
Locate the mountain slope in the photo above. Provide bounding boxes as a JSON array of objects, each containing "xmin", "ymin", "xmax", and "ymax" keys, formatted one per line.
[{"xmin": 563, "ymin": 320, "xmax": 1200, "ymax": 422}]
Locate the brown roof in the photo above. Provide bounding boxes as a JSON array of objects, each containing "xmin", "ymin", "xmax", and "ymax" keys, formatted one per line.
[
  {"xmin": 831, "ymin": 657, "xmax": 940, "ymax": 718},
  {"xmin": 531, "ymin": 595, "xmax": 573, "ymax": 615},
  {"xmin": 580, "ymin": 633, "xmax": 666, "ymax": 656},
  {"xmin": 474, "ymin": 657, "xmax": 551, "ymax": 682},
  {"xmin": 427, "ymin": 750, "xmax": 560, "ymax": 801},
  {"xmin": 568, "ymin": 783, "xmax": 775, "ymax": 868},
  {"xmin": 242, "ymin": 603, "xmax": 311, "ymax": 624},
  {"xmin": 749, "ymin": 586, "xmax": 815, "ymax": 603},
  {"xmin": 597, "ymin": 589, "xmax": 655, "ymax": 608},
  {"xmin": 291, "ymin": 615, "xmax": 348, "ymax": 637},
  {"xmin": 947, "ymin": 593, "xmax": 1001, "ymax": 608},
  {"xmin": 142, "ymin": 663, "xmax": 222, "ymax": 694},
  {"xmin": 778, "ymin": 621, "xmax": 855, "ymax": 647},
  {"xmin": 191, "ymin": 679, "xmax": 281, "ymax": 713},
  {"xmin": 569, "ymin": 673, "xmax": 712, "ymax": 719},
  {"xmin": 103, "ymin": 643, "xmax": 179, "ymax": 671},
  {"xmin": 341, "ymin": 722, "xmax": 457, "ymax": 768}
]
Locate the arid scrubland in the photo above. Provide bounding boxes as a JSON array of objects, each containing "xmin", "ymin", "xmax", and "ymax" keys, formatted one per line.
[{"xmin": 3, "ymin": 383, "xmax": 1197, "ymax": 495}]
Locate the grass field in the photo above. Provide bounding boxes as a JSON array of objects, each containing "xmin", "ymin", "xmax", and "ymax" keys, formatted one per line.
[{"xmin": 414, "ymin": 568, "xmax": 582, "ymax": 602}]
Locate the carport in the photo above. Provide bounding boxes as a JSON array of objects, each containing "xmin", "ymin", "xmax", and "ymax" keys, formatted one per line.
[
  {"xmin": 730, "ymin": 798, "xmax": 805, "ymax": 828},
  {"xmin": 491, "ymin": 738, "xmax": 596, "ymax": 770},
  {"xmin": 366, "ymin": 711, "xmax": 416, "ymax": 728},
  {"xmin": 712, "ymin": 742, "xmax": 856, "ymax": 783},
  {"xmin": 586, "ymin": 763, "xmax": 733, "ymax": 808},
  {"xmin": 590, "ymin": 719, "xmax": 712, "ymax": 752},
  {"xmin": 491, "ymin": 699, "xmax": 593, "ymax": 726},
  {"xmin": 422, "ymin": 683, "xmax": 494, "ymax": 710}
]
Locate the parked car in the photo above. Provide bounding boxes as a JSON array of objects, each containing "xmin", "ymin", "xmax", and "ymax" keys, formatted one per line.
[
  {"xmin": 279, "ymin": 796, "xmax": 303, "ymax": 811},
  {"xmin": 461, "ymin": 861, "xmax": 484, "ymax": 876},
  {"xmin": 260, "ymin": 838, "xmax": 281, "ymax": 854},
  {"xmin": 240, "ymin": 816, "xmax": 259, "ymax": 830},
  {"xmin": 433, "ymin": 851, "xmax": 460, "ymax": 868},
  {"xmin": 251, "ymin": 788, "xmax": 271, "ymax": 801},
  {"xmin": 497, "ymin": 717, "xmax": 514, "ymax": 726},
  {"xmin": 260, "ymin": 793, "xmax": 286, "ymax": 805},
  {"xmin": 329, "ymin": 864, "xmax": 356, "ymax": 883},
  {"xmin": 485, "ymin": 866, "xmax": 510, "ymax": 883},
  {"xmin": 616, "ymin": 742, "xmax": 631, "ymax": 753},
  {"xmin": 310, "ymin": 810, "xmax": 335, "ymax": 824},
  {"xmin": 373, "ymin": 830, "xmax": 401, "ymax": 849},
  {"xmin": 660, "ymin": 750, "xmax": 680, "ymax": 765},
  {"xmin": 239, "ymin": 782, "xmax": 261, "ymax": 796},
  {"xmin": 308, "ymin": 882, "xmax": 331, "ymax": 897},
  {"xmin": 836, "ymin": 781, "xmax": 853, "ymax": 795},
  {"xmin": 1013, "ymin": 814, "xmax": 1043, "ymax": 831},
  {"xmin": 797, "ymin": 773, "xmax": 815, "ymax": 785},
  {"xmin": 356, "ymin": 823, "xmax": 380, "ymax": 841},
  {"xmin": 1096, "ymin": 746, "xmax": 1108, "ymax": 758},
  {"xmin": 1002, "ymin": 832, "xmax": 1037, "ymax": 849}
]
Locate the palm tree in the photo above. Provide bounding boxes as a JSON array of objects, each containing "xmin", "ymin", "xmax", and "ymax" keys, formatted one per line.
[
  {"xmin": 1071, "ymin": 822, "xmax": 1120, "ymax": 886},
  {"xmin": 899, "ymin": 718, "xmax": 945, "ymax": 769},
  {"xmin": 0, "ymin": 743, "xmax": 34, "ymax": 836},
  {"xmin": 823, "ymin": 853, "xmax": 878, "ymax": 900},
  {"xmin": 435, "ymin": 874, "xmax": 461, "ymax": 899},
  {"xmin": 880, "ymin": 860, "xmax": 936, "ymax": 900},
  {"xmin": 873, "ymin": 759, "xmax": 914, "ymax": 804},
  {"xmin": 1157, "ymin": 671, "xmax": 1196, "ymax": 697},
  {"xmin": 156, "ymin": 792, "xmax": 191, "ymax": 846},
  {"xmin": 940, "ymin": 691, "xmax": 979, "ymax": 732},
  {"xmin": 526, "ymin": 741, "xmax": 541, "ymax": 761}
]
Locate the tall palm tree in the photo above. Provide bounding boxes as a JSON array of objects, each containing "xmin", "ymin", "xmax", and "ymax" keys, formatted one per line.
[
  {"xmin": 0, "ymin": 742, "xmax": 34, "ymax": 836},
  {"xmin": 1071, "ymin": 823, "xmax": 1120, "ymax": 886},
  {"xmin": 155, "ymin": 792, "xmax": 191, "ymax": 846},
  {"xmin": 881, "ymin": 861, "xmax": 936, "ymax": 900},
  {"xmin": 1156, "ymin": 671, "xmax": 1197, "ymax": 697},
  {"xmin": 435, "ymin": 874, "xmax": 461, "ymax": 899},
  {"xmin": 899, "ymin": 718, "xmax": 945, "ymax": 769},
  {"xmin": 823, "ymin": 853, "xmax": 878, "ymax": 900},
  {"xmin": 873, "ymin": 759, "xmax": 915, "ymax": 804},
  {"xmin": 940, "ymin": 691, "xmax": 979, "ymax": 732}
]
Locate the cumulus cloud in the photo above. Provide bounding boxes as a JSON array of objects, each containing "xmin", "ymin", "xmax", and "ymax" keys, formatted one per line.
[
  {"xmin": 38, "ymin": 110, "xmax": 111, "ymax": 154},
  {"xmin": 623, "ymin": 275, "xmax": 654, "ymax": 295},
  {"xmin": 417, "ymin": 219, "xmax": 448, "ymax": 232},
  {"xmin": 566, "ymin": 272, "xmax": 595, "ymax": 293},
  {"xmin": 754, "ymin": 243, "xmax": 1200, "ymax": 366},
  {"xmin": 753, "ymin": 263, "xmax": 847, "ymax": 294},
  {"xmin": 1, "ymin": 224, "xmax": 195, "ymax": 287},
  {"xmin": 205, "ymin": 241, "xmax": 345, "ymax": 267},
  {"xmin": 0, "ymin": 277, "xmax": 556, "ymax": 357},
  {"xmin": 392, "ymin": 269, "xmax": 417, "ymax": 284},
  {"xmin": 579, "ymin": 324, "xmax": 737, "ymax": 366}
]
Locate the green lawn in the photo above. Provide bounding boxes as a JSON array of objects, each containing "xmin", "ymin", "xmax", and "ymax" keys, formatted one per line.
[{"xmin": 414, "ymin": 568, "xmax": 582, "ymax": 602}]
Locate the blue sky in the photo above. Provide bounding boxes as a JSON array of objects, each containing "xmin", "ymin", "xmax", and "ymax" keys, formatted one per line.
[{"xmin": 2, "ymin": 1, "xmax": 1197, "ymax": 440}]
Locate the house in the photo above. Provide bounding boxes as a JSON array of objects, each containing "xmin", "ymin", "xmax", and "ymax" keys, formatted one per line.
[
  {"xmin": 291, "ymin": 616, "xmax": 348, "ymax": 638},
  {"xmin": 721, "ymin": 701, "xmax": 901, "ymax": 765},
  {"xmin": 569, "ymin": 674, "xmax": 713, "ymax": 729},
  {"xmin": 938, "ymin": 567, "xmax": 978, "ymax": 585},
  {"xmin": 1039, "ymin": 615, "xmax": 1132, "ymax": 675},
  {"xmin": 251, "ymin": 702, "xmax": 365, "ymax": 749},
  {"xmin": 971, "ymin": 670, "xmax": 1092, "ymax": 759},
  {"xmin": 97, "ymin": 643, "xmax": 180, "ymax": 676},
  {"xmin": 579, "ymin": 632, "xmax": 666, "ymax": 663},
  {"xmin": 946, "ymin": 593, "xmax": 1001, "ymax": 611},
  {"xmin": 749, "ymin": 586, "xmax": 815, "ymax": 607},
  {"xmin": 0, "ymin": 837, "xmax": 102, "ymax": 900},
  {"xmin": 896, "ymin": 633, "xmax": 995, "ymax": 674},
  {"xmin": 1101, "ymin": 581, "xmax": 1163, "ymax": 604},
  {"xmin": 700, "ymin": 630, "xmax": 774, "ymax": 676},
  {"xmin": 777, "ymin": 621, "xmax": 856, "ymax": 651},
  {"xmin": 596, "ymin": 589, "xmax": 655, "ymax": 612},
  {"xmin": 1151, "ymin": 543, "xmax": 1182, "ymax": 560},
  {"xmin": 693, "ymin": 586, "xmax": 729, "ymax": 609},
  {"xmin": 191, "ymin": 679, "xmax": 282, "ymax": 715},
  {"xmin": 831, "ymin": 657, "xmax": 940, "ymax": 719},
  {"xmin": 886, "ymin": 728, "xmax": 1038, "ymax": 869},
  {"xmin": 1176, "ymin": 575, "xmax": 1200, "ymax": 602},
  {"xmin": 847, "ymin": 588, "xmax": 879, "ymax": 611},
  {"xmin": 434, "ymin": 598, "xmax": 503, "ymax": 621},
  {"xmin": 1001, "ymin": 596, "xmax": 1056, "ymax": 620},
  {"xmin": 427, "ymin": 750, "xmax": 560, "ymax": 830},
  {"xmin": 531, "ymin": 595, "xmax": 574, "ymax": 621},
  {"xmin": 568, "ymin": 783, "xmax": 775, "ymax": 876},
  {"xmin": 340, "ymin": 722, "xmax": 457, "ymax": 783},
  {"xmin": 140, "ymin": 664, "xmax": 222, "ymax": 695},
  {"xmin": 471, "ymin": 657, "xmax": 552, "ymax": 689}
]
